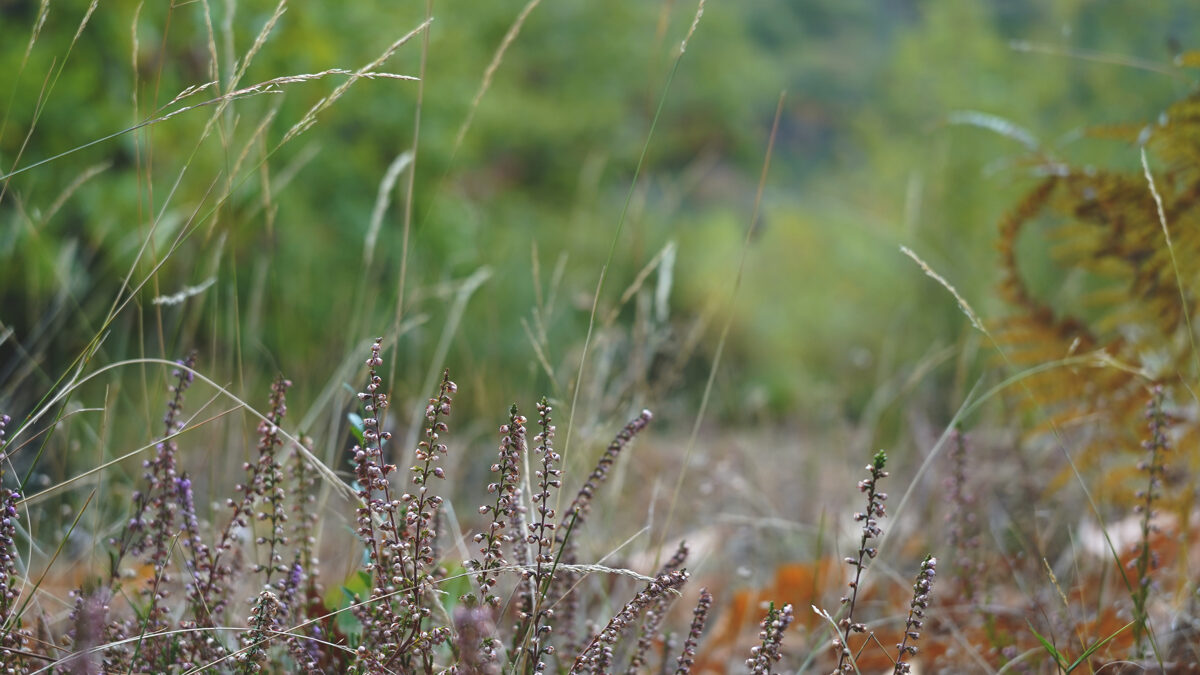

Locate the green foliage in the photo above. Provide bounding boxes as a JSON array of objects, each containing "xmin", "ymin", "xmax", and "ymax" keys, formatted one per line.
[
  {"xmin": 1028, "ymin": 618, "xmax": 1135, "ymax": 674},
  {"xmin": 1, "ymin": 2, "xmax": 1196, "ymax": 427}
]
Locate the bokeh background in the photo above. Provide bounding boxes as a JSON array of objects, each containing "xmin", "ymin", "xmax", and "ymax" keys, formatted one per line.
[{"xmin": 2, "ymin": 1, "xmax": 1197, "ymax": 473}]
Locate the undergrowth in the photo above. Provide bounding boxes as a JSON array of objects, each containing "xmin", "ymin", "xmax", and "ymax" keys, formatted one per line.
[{"xmin": 2, "ymin": 338, "xmax": 1195, "ymax": 672}]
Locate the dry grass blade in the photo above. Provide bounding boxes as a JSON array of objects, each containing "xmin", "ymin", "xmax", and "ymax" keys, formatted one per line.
[
  {"xmin": 1009, "ymin": 40, "xmax": 1186, "ymax": 79},
  {"xmin": 365, "ymin": 151, "xmax": 414, "ymax": 268},
  {"xmin": 228, "ymin": 0, "xmax": 289, "ymax": 90},
  {"xmin": 899, "ymin": 245, "xmax": 985, "ymax": 334},
  {"xmin": 451, "ymin": 0, "xmax": 544, "ymax": 157},
  {"xmin": 0, "ymin": 67, "xmax": 418, "ymax": 184},
  {"xmin": 21, "ymin": 0, "xmax": 50, "ymax": 65},
  {"xmin": 1141, "ymin": 147, "xmax": 1200, "ymax": 384},
  {"xmin": 280, "ymin": 18, "xmax": 431, "ymax": 145}
]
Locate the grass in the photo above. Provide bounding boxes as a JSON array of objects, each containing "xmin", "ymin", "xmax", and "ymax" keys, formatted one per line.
[{"xmin": 3, "ymin": 2, "xmax": 1200, "ymax": 674}]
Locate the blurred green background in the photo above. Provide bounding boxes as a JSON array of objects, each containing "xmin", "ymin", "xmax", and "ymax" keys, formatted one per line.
[{"xmin": 2, "ymin": 0, "xmax": 1197, "ymax": 443}]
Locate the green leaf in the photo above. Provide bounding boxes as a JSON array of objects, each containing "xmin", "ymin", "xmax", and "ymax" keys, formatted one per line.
[
  {"xmin": 440, "ymin": 564, "xmax": 475, "ymax": 616},
  {"xmin": 1066, "ymin": 620, "xmax": 1136, "ymax": 672},
  {"xmin": 347, "ymin": 412, "xmax": 364, "ymax": 444},
  {"xmin": 1026, "ymin": 620, "xmax": 1067, "ymax": 671},
  {"xmin": 327, "ymin": 570, "xmax": 372, "ymax": 643}
]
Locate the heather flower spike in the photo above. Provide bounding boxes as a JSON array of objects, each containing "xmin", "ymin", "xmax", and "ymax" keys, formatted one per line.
[
  {"xmin": 131, "ymin": 354, "xmax": 200, "ymax": 665},
  {"xmin": 674, "ymin": 588, "xmax": 713, "ymax": 675},
  {"xmin": 238, "ymin": 589, "xmax": 282, "ymax": 672},
  {"xmin": 628, "ymin": 541, "xmax": 690, "ymax": 674},
  {"xmin": 510, "ymin": 396, "xmax": 561, "ymax": 673},
  {"xmin": 746, "ymin": 602, "xmax": 794, "ymax": 675},
  {"xmin": 833, "ymin": 449, "xmax": 888, "ymax": 674},
  {"xmin": 1131, "ymin": 385, "xmax": 1169, "ymax": 656},
  {"xmin": 893, "ymin": 555, "xmax": 936, "ymax": 674},
  {"xmin": 115, "ymin": 352, "xmax": 197, "ymax": 577},
  {"xmin": 569, "ymin": 570, "xmax": 689, "ymax": 674},
  {"xmin": 944, "ymin": 428, "xmax": 982, "ymax": 599},
  {"xmin": 560, "ymin": 409, "xmax": 653, "ymax": 533},
  {"xmin": 192, "ymin": 375, "xmax": 292, "ymax": 633},
  {"xmin": 0, "ymin": 413, "xmax": 32, "ymax": 671},
  {"xmin": 551, "ymin": 408, "xmax": 654, "ymax": 662},
  {"xmin": 469, "ymin": 404, "xmax": 526, "ymax": 609}
]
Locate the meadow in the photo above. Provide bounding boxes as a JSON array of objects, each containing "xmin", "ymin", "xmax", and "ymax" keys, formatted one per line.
[{"xmin": 2, "ymin": 2, "xmax": 1199, "ymax": 673}]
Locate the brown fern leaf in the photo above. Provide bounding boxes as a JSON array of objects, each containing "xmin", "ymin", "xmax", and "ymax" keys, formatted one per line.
[{"xmin": 994, "ymin": 90, "xmax": 1200, "ymax": 507}]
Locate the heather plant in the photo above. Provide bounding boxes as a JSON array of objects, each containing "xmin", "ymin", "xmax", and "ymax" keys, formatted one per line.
[
  {"xmin": 831, "ymin": 449, "xmax": 889, "ymax": 673},
  {"xmin": 0, "ymin": 413, "xmax": 32, "ymax": 671},
  {"xmin": 893, "ymin": 555, "xmax": 936, "ymax": 675},
  {"xmin": 115, "ymin": 353, "xmax": 196, "ymax": 582},
  {"xmin": 467, "ymin": 404, "xmax": 526, "ymax": 611},
  {"xmin": 570, "ymin": 569, "xmax": 690, "ymax": 674},
  {"xmin": 346, "ymin": 339, "xmax": 455, "ymax": 671},
  {"xmin": 1130, "ymin": 385, "xmax": 1169, "ymax": 658},
  {"xmin": 674, "ymin": 587, "xmax": 713, "ymax": 674},
  {"xmin": 943, "ymin": 428, "xmax": 982, "ymax": 602},
  {"xmin": 626, "ymin": 542, "xmax": 690, "ymax": 673},
  {"xmin": 547, "ymin": 408, "xmax": 655, "ymax": 664},
  {"xmin": 509, "ymin": 396, "xmax": 562, "ymax": 673},
  {"xmin": 239, "ymin": 589, "xmax": 284, "ymax": 672},
  {"xmin": 746, "ymin": 602, "xmax": 793, "ymax": 675},
  {"xmin": 191, "ymin": 375, "xmax": 293, "ymax": 627}
]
